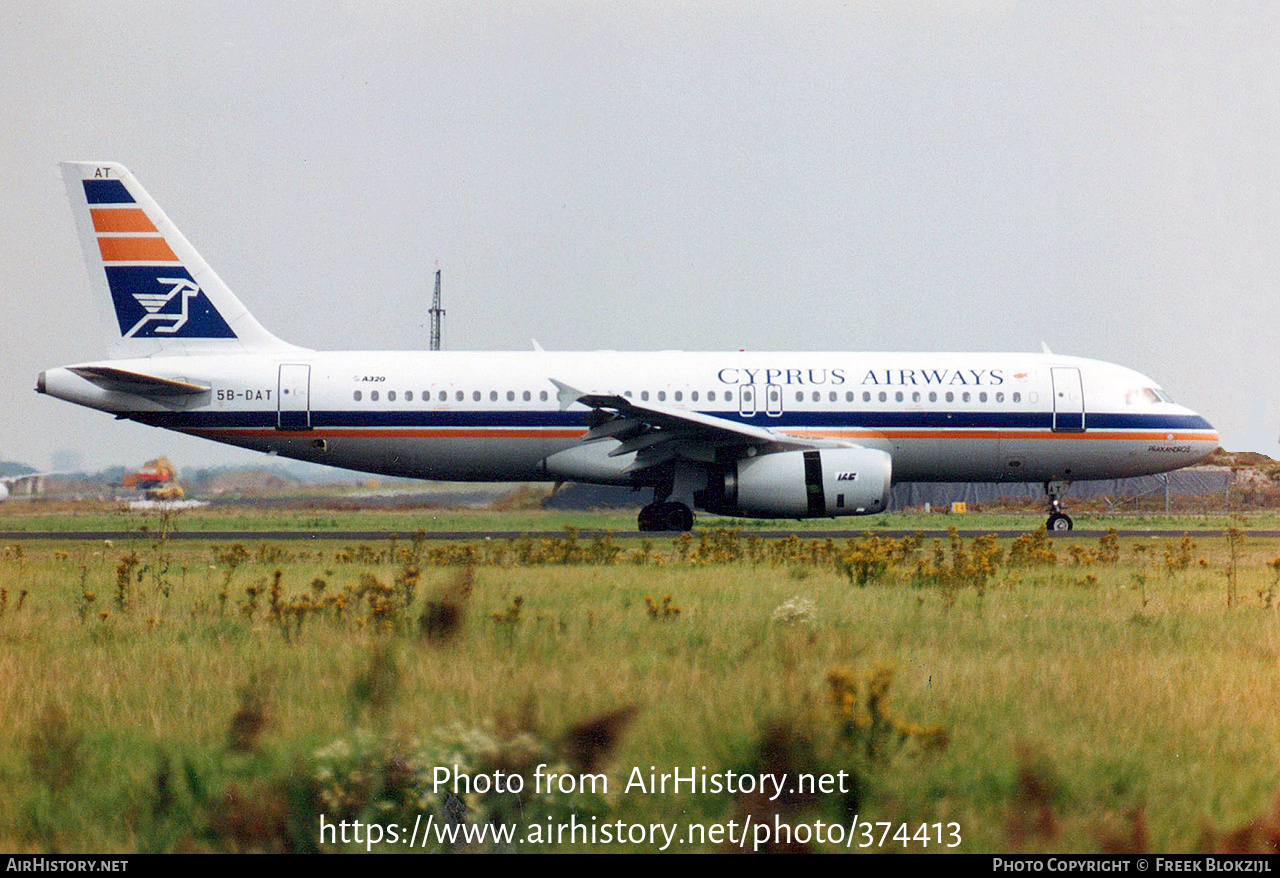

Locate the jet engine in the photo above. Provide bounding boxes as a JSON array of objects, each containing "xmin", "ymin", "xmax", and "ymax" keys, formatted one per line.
[{"xmin": 714, "ymin": 447, "xmax": 892, "ymax": 518}]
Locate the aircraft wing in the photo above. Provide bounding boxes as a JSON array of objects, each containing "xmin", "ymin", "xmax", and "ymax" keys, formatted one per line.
[
  {"xmin": 68, "ymin": 366, "xmax": 210, "ymax": 397},
  {"xmin": 551, "ymin": 379, "xmax": 827, "ymax": 473}
]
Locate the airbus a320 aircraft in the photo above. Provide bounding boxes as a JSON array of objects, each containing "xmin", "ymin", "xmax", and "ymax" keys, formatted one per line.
[{"xmin": 38, "ymin": 162, "xmax": 1219, "ymax": 532}]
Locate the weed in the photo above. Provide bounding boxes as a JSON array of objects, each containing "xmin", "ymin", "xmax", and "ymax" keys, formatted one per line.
[
  {"xmin": 27, "ymin": 704, "xmax": 81, "ymax": 793},
  {"xmin": 644, "ymin": 594, "xmax": 681, "ymax": 621}
]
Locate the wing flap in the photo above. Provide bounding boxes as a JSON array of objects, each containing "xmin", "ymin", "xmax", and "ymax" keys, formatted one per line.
[{"xmin": 549, "ymin": 379, "xmax": 810, "ymax": 478}]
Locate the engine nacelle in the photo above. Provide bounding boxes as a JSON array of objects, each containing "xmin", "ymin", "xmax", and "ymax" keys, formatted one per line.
[{"xmin": 720, "ymin": 447, "xmax": 892, "ymax": 518}]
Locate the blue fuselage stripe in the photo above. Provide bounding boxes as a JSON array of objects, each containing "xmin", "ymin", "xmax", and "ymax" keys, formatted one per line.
[{"xmin": 126, "ymin": 409, "xmax": 1216, "ymax": 432}]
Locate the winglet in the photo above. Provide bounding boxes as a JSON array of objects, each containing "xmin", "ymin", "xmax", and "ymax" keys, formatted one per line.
[
  {"xmin": 531, "ymin": 338, "xmax": 545, "ymax": 353},
  {"xmin": 549, "ymin": 378, "xmax": 585, "ymax": 411},
  {"xmin": 1040, "ymin": 340, "xmax": 1053, "ymax": 355}
]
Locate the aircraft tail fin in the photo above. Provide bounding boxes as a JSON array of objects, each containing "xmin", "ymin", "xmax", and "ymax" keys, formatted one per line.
[{"xmin": 59, "ymin": 162, "xmax": 300, "ymax": 358}]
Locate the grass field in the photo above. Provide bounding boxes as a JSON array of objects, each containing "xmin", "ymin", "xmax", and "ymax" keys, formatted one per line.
[
  {"xmin": 2, "ymin": 519, "xmax": 1280, "ymax": 853},
  {"xmin": 4, "ymin": 499, "xmax": 1280, "ymax": 534}
]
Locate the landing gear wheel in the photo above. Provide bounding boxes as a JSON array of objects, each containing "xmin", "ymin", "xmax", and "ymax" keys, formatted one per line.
[
  {"xmin": 1047, "ymin": 513, "xmax": 1073, "ymax": 532},
  {"xmin": 637, "ymin": 502, "xmax": 695, "ymax": 532},
  {"xmin": 637, "ymin": 503, "xmax": 662, "ymax": 532},
  {"xmin": 663, "ymin": 502, "xmax": 695, "ymax": 533}
]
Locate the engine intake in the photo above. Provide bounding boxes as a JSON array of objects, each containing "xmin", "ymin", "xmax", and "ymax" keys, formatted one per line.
[{"xmin": 721, "ymin": 447, "xmax": 892, "ymax": 518}]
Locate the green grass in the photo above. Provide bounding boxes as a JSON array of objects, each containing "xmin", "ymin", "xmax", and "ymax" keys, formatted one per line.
[
  {"xmin": 1, "ymin": 528, "xmax": 1279, "ymax": 852},
  {"xmin": 3, "ymin": 500, "xmax": 1280, "ymax": 534}
]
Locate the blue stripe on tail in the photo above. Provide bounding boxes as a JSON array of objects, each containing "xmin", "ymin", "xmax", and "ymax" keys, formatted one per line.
[{"xmin": 82, "ymin": 179, "xmax": 134, "ymax": 204}]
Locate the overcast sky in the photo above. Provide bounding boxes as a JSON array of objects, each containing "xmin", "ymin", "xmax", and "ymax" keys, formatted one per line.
[{"xmin": 2, "ymin": 1, "xmax": 1278, "ymax": 472}]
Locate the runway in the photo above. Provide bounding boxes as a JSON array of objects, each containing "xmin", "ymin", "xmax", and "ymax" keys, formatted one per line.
[{"xmin": 1, "ymin": 528, "xmax": 1277, "ymax": 541}]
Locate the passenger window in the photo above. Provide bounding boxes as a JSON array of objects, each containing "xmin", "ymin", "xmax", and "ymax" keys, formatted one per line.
[
  {"xmin": 490, "ymin": 391, "xmax": 498, "ymax": 401},
  {"xmin": 691, "ymin": 391, "xmax": 699, "ymax": 401},
  {"xmin": 371, "ymin": 391, "xmax": 380, "ymax": 401},
  {"xmin": 929, "ymin": 391, "xmax": 937, "ymax": 402},
  {"xmin": 674, "ymin": 391, "xmax": 683, "ymax": 401},
  {"xmin": 506, "ymin": 390, "xmax": 515, "ymax": 401},
  {"xmin": 863, "ymin": 391, "xmax": 871, "ymax": 402},
  {"xmin": 979, "ymin": 392, "xmax": 987, "ymax": 403},
  {"xmin": 707, "ymin": 391, "xmax": 715, "ymax": 401},
  {"xmin": 353, "ymin": 390, "xmax": 362, "ymax": 401},
  {"xmin": 962, "ymin": 392, "xmax": 970, "ymax": 403},
  {"xmin": 624, "ymin": 391, "xmax": 633, "ymax": 398},
  {"xmin": 658, "ymin": 391, "xmax": 666, "ymax": 401},
  {"xmin": 895, "ymin": 391, "xmax": 903, "ymax": 402},
  {"xmin": 878, "ymin": 391, "xmax": 887, "ymax": 402},
  {"xmin": 995, "ymin": 392, "xmax": 1004, "ymax": 403},
  {"xmin": 523, "ymin": 390, "xmax": 531, "ymax": 401},
  {"xmin": 641, "ymin": 391, "xmax": 649, "ymax": 401},
  {"xmin": 945, "ymin": 392, "xmax": 954, "ymax": 403},
  {"xmin": 540, "ymin": 390, "xmax": 548, "ymax": 401},
  {"xmin": 455, "ymin": 391, "xmax": 463, "ymax": 401},
  {"xmin": 724, "ymin": 391, "xmax": 733, "ymax": 402},
  {"xmin": 405, "ymin": 391, "xmax": 413, "ymax": 401},
  {"xmin": 438, "ymin": 391, "xmax": 446, "ymax": 401},
  {"xmin": 812, "ymin": 391, "xmax": 820, "ymax": 402},
  {"xmin": 846, "ymin": 391, "xmax": 854, "ymax": 402},
  {"xmin": 912, "ymin": 391, "xmax": 921, "ymax": 403},
  {"xmin": 473, "ymin": 391, "xmax": 481, "ymax": 401},
  {"xmin": 829, "ymin": 391, "xmax": 837, "ymax": 402},
  {"xmin": 796, "ymin": 391, "xmax": 804, "ymax": 403},
  {"xmin": 1012, "ymin": 392, "xmax": 1021, "ymax": 403},
  {"xmin": 388, "ymin": 391, "xmax": 396, "ymax": 401}
]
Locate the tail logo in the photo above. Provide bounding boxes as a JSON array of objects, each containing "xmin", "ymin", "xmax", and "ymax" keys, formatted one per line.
[
  {"xmin": 105, "ymin": 267, "xmax": 236, "ymax": 339},
  {"xmin": 126, "ymin": 277, "xmax": 203, "ymax": 337}
]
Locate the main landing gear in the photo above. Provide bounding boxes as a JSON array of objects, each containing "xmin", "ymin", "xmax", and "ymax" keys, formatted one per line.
[
  {"xmin": 638, "ymin": 501, "xmax": 695, "ymax": 533},
  {"xmin": 1045, "ymin": 481, "xmax": 1073, "ymax": 532}
]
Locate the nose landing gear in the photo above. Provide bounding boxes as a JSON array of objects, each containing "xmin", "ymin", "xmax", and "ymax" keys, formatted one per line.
[{"xmin": 1045, "ymin": 481, "xmax": 1073, "ymax": 532}]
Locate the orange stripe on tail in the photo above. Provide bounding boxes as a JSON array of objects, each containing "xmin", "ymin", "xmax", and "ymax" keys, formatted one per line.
[
  {"xmin": 90, "ymin": 208, "xmax": 157, "ymax": 233},
  {"xmin": 97, "ymin": 237, "xmax": 179, "ymax": 262}
]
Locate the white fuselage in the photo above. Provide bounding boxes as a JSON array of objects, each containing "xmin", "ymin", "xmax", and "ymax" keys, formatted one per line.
[{"xmin": 40, "ymin": 349, "xmax": 1218, "ymax": 487}]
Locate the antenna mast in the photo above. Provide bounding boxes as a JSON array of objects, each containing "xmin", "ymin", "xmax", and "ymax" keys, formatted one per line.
[{"xmin": 429, "ymin": 268, "xmax": 445, "ymax": 351}]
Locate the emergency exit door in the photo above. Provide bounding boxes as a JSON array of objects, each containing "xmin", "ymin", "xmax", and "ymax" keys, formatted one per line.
[{"xmin": 277, "ymin": 364, "xmax": 311, "ymax": 430}]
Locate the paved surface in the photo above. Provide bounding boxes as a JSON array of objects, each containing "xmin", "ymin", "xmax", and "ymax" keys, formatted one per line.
[{"xmin": 0, "ymin": 528, "xmax": 1274, "ymax": 541}]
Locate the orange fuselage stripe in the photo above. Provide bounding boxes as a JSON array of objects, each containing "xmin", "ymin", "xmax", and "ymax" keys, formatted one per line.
[
  {"xmin": 97, "ymin": 236, "xmax": 179, "ymax": 262},
  {"xmin": 90, "ymin": 208, "xmax": 157, "ymax": 233},
  {"xmin": 787, "ymin": 429, "xmax": 1219, "ymax": 442}
]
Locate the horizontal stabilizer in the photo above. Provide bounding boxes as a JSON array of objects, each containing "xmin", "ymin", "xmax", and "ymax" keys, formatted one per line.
[{"xmin": 68, "ymin": 366, "xmax": 210, "ymax": 397}]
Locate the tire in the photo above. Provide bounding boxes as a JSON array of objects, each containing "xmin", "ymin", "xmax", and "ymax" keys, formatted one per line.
[
  {"xmin": 664, "ymin": 502, "xmax": 695, "ymax": 533},
  {"xmin": 637, "ymin": 504, "xmax": 660, "ymax": 532},
  {"xmin": 1047, "ymin": 513, "xmax": 1073, "ymax": 532}
]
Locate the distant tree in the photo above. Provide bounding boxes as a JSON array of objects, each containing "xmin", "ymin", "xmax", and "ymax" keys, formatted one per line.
[{"xmin": 0, "ymin": 460, "xmax": 37, "ymax": 478}]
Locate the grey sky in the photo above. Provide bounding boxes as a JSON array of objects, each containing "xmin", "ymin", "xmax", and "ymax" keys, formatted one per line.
[{"xmin": 2, "ymin": 1, "xmax": 1278, "ymax": 472}]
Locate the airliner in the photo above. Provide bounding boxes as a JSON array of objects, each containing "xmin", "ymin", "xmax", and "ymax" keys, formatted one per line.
[{"xmin": 37, "ymin": 162, "xmax": 1219, "ymax": 532}]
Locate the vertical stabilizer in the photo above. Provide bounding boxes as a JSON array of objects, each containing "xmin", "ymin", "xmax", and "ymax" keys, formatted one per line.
[{"xmin": 59, "ymin": 161, "xmax": 301, "ymax": 358}]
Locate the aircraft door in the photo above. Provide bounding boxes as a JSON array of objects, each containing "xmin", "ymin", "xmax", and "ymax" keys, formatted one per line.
[
  {"xmin": 1050, "ymin": 367, "xmax": 1085, "ymax": 432},
  {"xmin": 738, "ymin": 383, "xmax": 757, "ymax": 417},
  {"xmin": 277, "ymin": 364, "xmax": 311, "ymax": 430},
  {"xmin": 765, "ymin": 384, "xmax": 783, "ymax": 417}
]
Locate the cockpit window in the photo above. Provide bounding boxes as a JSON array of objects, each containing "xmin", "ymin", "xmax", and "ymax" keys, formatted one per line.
[{"xmin": 1125, "ymin": 387, "xmax": 1172, "ymax": 405}]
